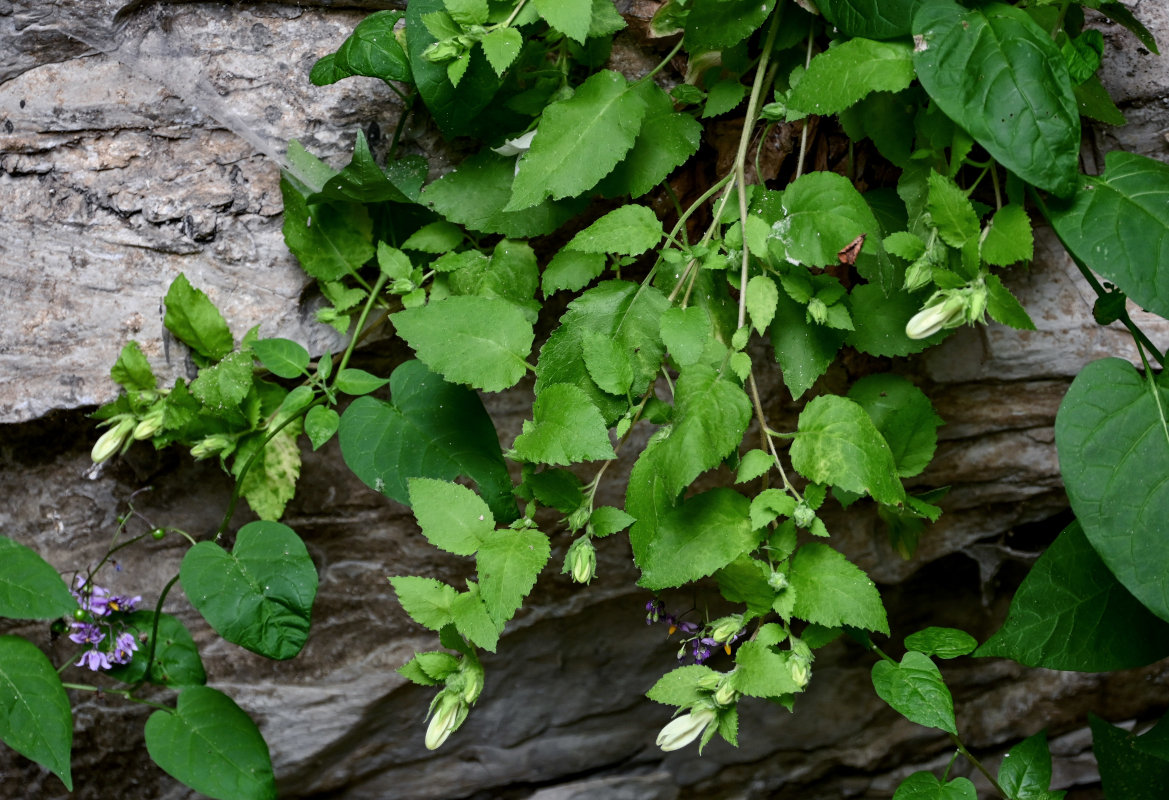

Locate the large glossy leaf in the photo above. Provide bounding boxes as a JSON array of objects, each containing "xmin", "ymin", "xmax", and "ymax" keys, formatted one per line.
[
  {"xmin": 1055, "ymin": 358, "xmax": 1169, "ymax": 622},
  {"xmin": 180, "ymin": 521, "xmax": 318, "ymax": 660},
  {"xmin": 1090, "ymin": 714, "xmax": 1169, "ymax": 800},
  {"xmin": 145, "ymin": 687, "xmax": 276, "ymax": 800},
  {"xmin": 0, "ymin": 636, "xmax": 72, "ymax": 790},
  {"xmin": 0, "ymin": 537, "xmax": 77, "ymax": 620},
  {"xmin": 338, "ymin": 360, "xmax": 516, "ymax": 522},
  {"xmin": 818, "ymin": 0, "xmax": 924, "ymax": 40},
  {"xmin": 978, "ymin": 522, "xmax": 1169, "ymax": 670},
  {"xmin": 912, "ymin": 1, "xmax": 1079, "ymax": 197},
  {"xmin": 1047, "ymin": 151, "xmax": 1169, "ymax": 318},
  {"xmin": 107, "ymin": 612, "xmax": 207, "ymax": 687}
]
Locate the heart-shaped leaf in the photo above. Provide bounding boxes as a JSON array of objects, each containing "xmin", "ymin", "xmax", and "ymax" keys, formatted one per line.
[
  {"xmin": 0, "ymin": 537, "xmax": 78, "ymax": 620},
  {"xmin": 0, "ymin": 636, "xmax": 72, "ymax": 790}
]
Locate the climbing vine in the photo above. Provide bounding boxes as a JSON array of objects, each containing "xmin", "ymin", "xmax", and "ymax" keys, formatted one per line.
[{"xmin": 3, "ymin": 0, "xmax": 1169, "ymax": 797}]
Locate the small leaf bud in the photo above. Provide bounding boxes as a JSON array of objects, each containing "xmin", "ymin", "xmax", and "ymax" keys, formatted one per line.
[
  {"xmin": 793, "ymin": 502, "xmax": 816, "ymax": 529},
  {"xmin": 806, "ymin": 297, "xmax": 829, "ymax": 326},
  {"xmin": 768, "ymin": 570, "xmax": 789, "ymax": 591}
]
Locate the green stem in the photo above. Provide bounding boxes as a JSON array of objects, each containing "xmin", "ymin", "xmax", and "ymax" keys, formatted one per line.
[
  {"xmin": 747, "ymin": 371, "xmax": 802, "ymax": 500},
  {"xmin": 636, "ymin": 38, "xmax": 685, "ymax": 85},
  {"xmin": 950, "ymin": 734, "xmax": 1008, "ymax": 797},
  {"xmin": 387, "ymin": 88, "xmax": 416, "ymax": 161},
  {"xmin": 795, "ymin": 26, "xmax": 816, "ymax": 179},
  {"xmin": 1029, "ymin": 186, "xmax": 1166, "ymax": 366},
  {"xmin": 338, "ymin": 272, "xmax": 391, "ymax": 376},
  {"xmin": 502, "ymin": 0, "xmax": 531, "ymax": 28},
  {"xmin": 61, "ymin": 683, "xmax": 172, "ymax": 712},
  {"xmin": 137, "ymin": 572, "xmax": 181, "ymax": 687}
]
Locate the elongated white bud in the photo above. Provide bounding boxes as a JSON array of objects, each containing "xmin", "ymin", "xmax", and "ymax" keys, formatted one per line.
[{"xmin": 656, "ymin": 708, "xmax": 716, "ymax": 752}]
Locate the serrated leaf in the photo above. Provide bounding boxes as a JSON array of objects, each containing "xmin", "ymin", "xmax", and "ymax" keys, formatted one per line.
[
  {"xmin": 145, "ymin": 687, "xmax": 275, "ymax": 800},
  {"xmin": 999, "ymin": 730, "xmax": 1064, "ymax": 800},
  {"xmin": 912, "ymin": 1, "xmax": 1079, "ymax": 197},
  {"xmin": 847, "ymin": 374, "xmax": 941, "ymax": 478},
  {"xmin": 338, "ymin": 360, "xmax": 516, "ymax": 522},
  {"xmin": 981, "ymin": 204, "xmax": 1033, "ymax": 266},
  {"xmin": 567, "ymin": 205, "xmax": 663, "ymax": 256},
  {"xmin": 598, "ymin": 80, "xmax": 703, "ymax": 199},
  {"xmin": 581, "ymin": 332, "xmax": 634, "ymax": 396},
  {"xmin": 770, "ymin": 286, "xmax": 847, "ymax": 399},
  {"xmin": 0, "ymin": 537, "xmax": 78, "ymax": 620},
  {"xmin": 903, "ymin": 627, "xmax": 976, "ymax": 660},
  {"xmin": 107, "ymin": 612, "xmax": 206, "ymax": 688},
  {"xmin": 926, "ymin": 171, "xmax": 979, "ymax": 249},
  {"xmin": 750, "ymin": 488, "xmax": 797, "ymax": 528},
  {"xmin": 252, "ymin": 339, "xmax": 309, "ymax": 379},
  {"xmin": 476, "ymin": 528, "xmax": 550, "ymax": 626},
  {"xmin": 768, "ymin": 171, "xmax": 887, "ymax": 275},
  {"xmin": 791, "ymin": 395, "xmax": 907, "ymax": 505},
  {"xmin": 389, "ymin": 576, "xmax": 458, "ymax": 630},
  {"xmin": 590, "ymin": 505, "xmax": 635, "ymax": 537},
  {"xmin": 507, "ymin": 70, "xmax": 648, "ymax": 211},
  {"xmin": 985, "ymin": 274, "xmax": 1036, "ymax": 331},
  {"xmin": 847, "ymin": 284, "xmax": 949, "ymax": 357},
  {"xmin": 637, "ymin": 488, "xmax": 760, "ymax": 590},
  {"xmin": 660, "ymin": 306, "xmax": 711, "ymax": 368},
  {"xmin": 790, "ymin": 542, "xmax": 889, "ymax": 633},
  {"xmin": 1090, "ymin": 714, "xmax": 1169, "ymax": 800},
  {"xmin": 0, "ymin": 636, "xmax": 72, "ymax": 790},
  {"xmin": 392, "ymin": 295, "xmax": 534, "ymax": 392},
  {"xmin": 237, "ymin": 424, "xmax": 301, "ymax": 521},
  {"xmin": 280, "ymin": 178, "xmax": 374, "ymax": 282},
  {"xmin": 701, "ymin": 79, "xmax": 747, "ymax": 118},
  {"xmin": 533, "ymin": 0, "xmax": 593, "ymax": 43},
  {"xmin": 788, "ymin": 37, "xmax": 915, "ymax": 116},
  {"xmin": 408, "ymin": 478, "xmax": 494, "ymax": 556},
  {"xmin": 1047, "ymin": 151, "xmax": 1169, "ymax": 318},
  {"xmin": 191, "ymin": 351, "xmax": 253, "ymax": 412},
  {"xmin": 402, "ymin": 221, "xmax": 465, "ymax": 254},
  {"xmin": 684, "ymin": 0, "xmax": 776, "ymax": 51},
  {"xmin": 111, "ymin": 341, "xmax": 157, "ymax": 392},
  {"xmin": 892, "ymin": 772, "xmax": 976, "ymax": 800},
  {"xmin": 513, "ymin": 383, "xmax": 616, "ymax": 465},
  {"xmin": 647, "ymin": 664, "xmax": 719, "ymax": 708},
  {"xmin": 164, "ymin": 274, "xmax": 234, "ymax": 362},
  {"xmin": 871, "ymin": 651, "xmax": 956, "ymax": 734},
  {"xmin": 424, "ymin": 150, "xmax": 587, "ymax": 238},
  {"xmin": 716, "ymin": 557, "xmax": 779, "ymax": 617},
  {"xmin": 450, "ymin": 585, "xmax": 500, "ymax": 652},
  {"xmin": 731, "ymin": 638, "xmax": 804, "ymax": 698},
  {"xmin": 542, "ymin": 250, "xmax": 606, "ymax": 296},
  {"xmin": 819, "ymin": 0, "xmax": 924, "ymax": 40},
  {"xmin": 884, "ymin": 231, "xmax": 926, "ymax": 261},
  {"xmin": 736, "ymin": 449, "xmax": 775, "ymax": 484},
  {"xmin": 743, "ymin": 275, "xmax": 778, "ymax": 336},
  {"xmin": 481, "ymin": 27, "xmax": 522, "ymax": 75},
  {"xmin": 977, "ymin": 521, "xmax": 1169, "ymax": 670},
  {"xmin": 180, "ymin": 521, "xmax": 317, "ymax": 660}
]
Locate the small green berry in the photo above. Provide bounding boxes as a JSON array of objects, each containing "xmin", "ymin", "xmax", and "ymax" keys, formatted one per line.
[
  {"xmin": 72, "ymin": 607, "xmax": 88, "ymax": 621},
  {"xmin": 151, "ymin": 528, "xmax": 167, "ymax": 540}
]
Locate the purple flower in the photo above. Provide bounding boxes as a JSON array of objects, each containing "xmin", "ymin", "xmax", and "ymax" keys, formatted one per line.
[
  {"xmin": 68, "ymin": 622, "xmax": 105, "ymax": 646},
  {"xmin": 107, "ymin": 594, "xmax": 141, "ymax": 614},
  {"xmin": 645, "ymin": 599, "xmax": 664, "ymax": 625},
  {"xmin": 72, "ymin": 577, "xmax": 111, "ymax": 616},
  {"xmin": 691, "ymin": 639, "xmax": 715, "ymax": 664},
  {"xmin": 110, "ymin": 632, "xmax": 138, "ymax": 665},
  {"xmin": 77, "ymin": 649, "xmax": 112, "ymax": 671}
]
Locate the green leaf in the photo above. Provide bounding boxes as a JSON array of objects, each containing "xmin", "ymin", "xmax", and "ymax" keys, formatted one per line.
[
  {"xmin": 445, "ymin": 0, "xmax": 488, "ymax": 27},
  {"xmin": 847, "ymin": 284, "xmax": 948, "ymax": 357},
  {"xmin": 335, "ymin": 368, "xmax": 391, "ymax": 396},
  {"xmin": 237, "ymin": 423, "xmax": 301, "ymax": 521},
  {"xmin": 999, "ymin": 730, "xmax": 1064, "ymax": 800},
  {"xmin": 684, "ymin": 0, "xmax": 776, "ymax": 51},
  {"xmin": 180, "ymin": 521, "xmax": 317, "ymax": 660},
  {"xmin": 788, "ymin": 38, "xmax": 915, "ymax": 116},
  {"xmin": 280, "ymin": 178, "xmax": 374, "ymax": 282},
  {"xmin": 590, "ymin": 506, "xmax": 635, "ymax": 537},
  {"xmin": 252, "ymin": 338, "xmax": 309, "ymax": 379},
  {"xmin": 871, "ymin": 651, "xmax": 956, "ymax": 734},
  {"xmin": 1074, "ymin": 74, "xmax": 1126, "ymax": 126},
  {"xmin": 637, "ymin": 488, "xmax": 760, "ymax": 590},
  {"xmin": 750, "ymin": 488, "xmax": 797, "ymax": 529},
  {"xmin": 978, "ymin": 521, "xmax": 1169, "ymax": 670},
  {"xmin": 0, "ymin": 636, "xmax": 72, "ymax": 790},
  {"xmin": 310, "ymin": 131, "xmax": 410, "ymax": 205},
  {"xmin": 191, "ymin": 351, "xmax": 253, "ymax": 412},
  {"xmin": 332, "ymin": 11, "xmax": 410, "ymax": 83},
  {"xmin": 892, "ymin": 772, "xmax": 976, "ymax": 800},
  {"xmin": 736, "ymin": 449, "xmax": 775, "ymax": 484},
  {"xmin": 660, "ymin": 306, "xmax": 711, "ymax": 368},
  {"xmin": 701, "ymin": 79, "xmax": 747, "ymax": 118},
  {"xmin": 847, "ymin": 374, "xmax": 941, "ymax": 478},
  {"xmin": 746, "ymin": 275, "xmax": 779, "ymax": 335},
  {"xmin": 985, "ymin": 274, "xmax": 1036, "ymax": 331},
  {"xmin": 981, "ymin": 204, "xmax": 1034, "ymax": 267},
  {"xmin": 542, "ymin": 250, "xmax": 606, "ymax": 296},
  {"xmin": 926, "ymin": 171, "xmax": 979, "ymax": 249},
  {"xmin": 716, "ymin": 556, "xmax": 779, "ymax": 617},
  {"xmin": 791, "ymin": 395, "xmax": 907, "ymax": 505},
  {"xmin": 424, "ymin": 150, "xmax": 587, "ymax": 238},
  {"xmin": 1094, "ymin": 1, "xmax": 1159, "ymax": 55},
  {"xmin": 389, "ymin": 576, "xmax": 458, "ymax": 630},
  {"xmin": 818, "ymin": 0, "xmax": 924, "ymax": 40},
  {"xmin": 304, "ymin": 405, "xmax": 340, "ymax": 451},
  {"xmin": 513, "ymin": 384, "xmax": 616, "ymax": 465},
  {"xmin": 580, "ymin": 332, "xmax": 634, "ymax": 396},
  {"xmin": 145, "ymin": 686, "xmax": 276, "ymax": 800},
  {"xmin": 768, "ymin": 171, "xmax": 887, "ymax": 274},
  {"xmin": 903, "ymin": 627, "xmax": 976, "ymax": 660},
  {"xmin": 597, "ymin": 80, "xmax": 702, "ymax": 199},
  {"xmin": 912, "ymin": 1, "xmax": 1079, "ymax": 197},
  {"xmin": 523, "ymin": 467, "xmax": 583, "ymax": 513},
  {"xmin": 0, "ymin": 537, "xmax": 78, "ymax": 620},
  {"xmin": 732, "ymin": 637, "xmax": 805, "ymax": 698},
  {"xmin": 1048, "ymin": 151, "xmax": 1169, "ymax": 318},
  {"xmin": 533, "ymin": 0, "xmax": 593, "ymax": 43},
  {"xmin": 111, "ymin": 341, "xmax": 157, "ymax": 392},
  {"xmin": 408, "ymin": 478, "xmax": 494, "ymax": 556},
  {"xmin": 789, "ymin": 542, "xmax": 889, "ymax": 633},
  {"xmin": 1055, "ymin": 359, "xmax": 1169, "ymax": 622},
  {"xmin": 481, "ymin": 27, "xmax": 522, "ymax": 75},
  {"xmin": 1090, "ymin": 714, "xmax": 1169, "ymax": 800},
  {"xmin": 567, "ymin": 205, "xmax": 663, "ymax": 256},
  {"xmin": 884, "ymin": 231, "xmax": 926, "ymax": 261},
  {"xmin": 450, "ymin": 585, "xmax": 500, "ymax": 652},
  {"xmin": 392, "ymin": 295, "xmax": 534, "ymax": 392},
  {"xmin": 338, "ymin": 360, "xmax": 516, "ymax": 522},
  {"xmin": 476, "ymin": 528, "xmax": 550, "ymax": 626},
  {"xmin": 402, "ymin": 221, "xmax": 465, "ymax": 254},
  {"xmin": 507, "ymin": 70, "xmax": 648, "ymax": 211},
  {"xmin": 107, "ymin": 612, "xmax": 206, "ymax": 688},
  {"xmin": 164, "ymin": 273, "xmax": 234, "ymax": 362},
  {"xmin": 647, "ymin": 664, "xmax": 720, "ymax": 708},
  {"xmin": 770, "ymin": 286, "xmax": 847, "ymax": 399}
]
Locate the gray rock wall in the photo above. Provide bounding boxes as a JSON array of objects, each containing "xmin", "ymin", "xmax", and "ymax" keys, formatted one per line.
[{"xmin": 2, "ymin": 1, "xmax": 1168, "ymax": 798}]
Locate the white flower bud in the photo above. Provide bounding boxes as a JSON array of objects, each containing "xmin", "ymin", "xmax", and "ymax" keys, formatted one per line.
[
  {"xmin": 709, "ymin": 615, "xmax": 744, "ymax": 644},
  {"xmin": 905, "ymin": 295, "xmax": 965, "ymax": 340},
  {"xmin": 425, "ymin": 691, "xmax": 468, "ymax": 750},
  {"xmin": 656, "ymin": 708, "xmax": 716, "ymax": 752},
  {"xmin": 713, "ymin": 679, "xmax": 738, "ymax": 707},
  {"xmin": 132, "ymin": 406, "xmax": 165, "ymax": 440},
  {"xmin": 563, "ymin": 537, "xmax": 596, "ymax": 585},
  {"xmin": 91, "ymin": 417, "xmax": 135, "ymax": 463},
  {"xmin": 491, "ymin": 130, "xmax": 536, "ymax": 157}
]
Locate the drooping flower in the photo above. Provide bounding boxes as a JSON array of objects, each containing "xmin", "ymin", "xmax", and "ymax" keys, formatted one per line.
[
  {"xmin": 110, "ymin": 631, "xmax": 139, "ymax": 665},
  {"xmin": 656, "ymin": 708, "xmax": 717, "ymax": 752},
  {"xmin": 425, "ymin": 691, "xmax": 469, "ymax": 750},
  {"xmin": 68, "ymin": 622, "xmax": 105, "ymax": 646}
]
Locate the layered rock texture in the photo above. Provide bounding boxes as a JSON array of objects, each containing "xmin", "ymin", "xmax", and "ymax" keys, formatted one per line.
[{"xmin": 2, "ymin": 1, "xmax": 1168, "ymax": 798}]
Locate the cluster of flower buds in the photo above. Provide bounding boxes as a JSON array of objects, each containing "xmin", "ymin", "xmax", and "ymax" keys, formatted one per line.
[
  {"xmin": 905, "ymin": 279, "xmax": 990, "ymax": 340},
  {"xmin": 644, "ymin": 601, "xmax": 745, "ymax": 665},
  {"xmin": 90, "ymin": 401, "xmax": 167, "ymax": 463},
  {"xmin": 424, "ymin": 656, "xmax": 485, "ymax": 750},
  {"xmin": 562, "ymin": 537, "xmax": 596, "ymax": 584},
  {"xmin": 69, "ymin": 577, "xmax": 142, "ymax": 671}
]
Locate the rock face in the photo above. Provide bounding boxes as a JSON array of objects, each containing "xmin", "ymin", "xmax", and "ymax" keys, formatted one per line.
[{"xmin": 2, "ymin": 1, "xmax": 1168, "ymax": 799}]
